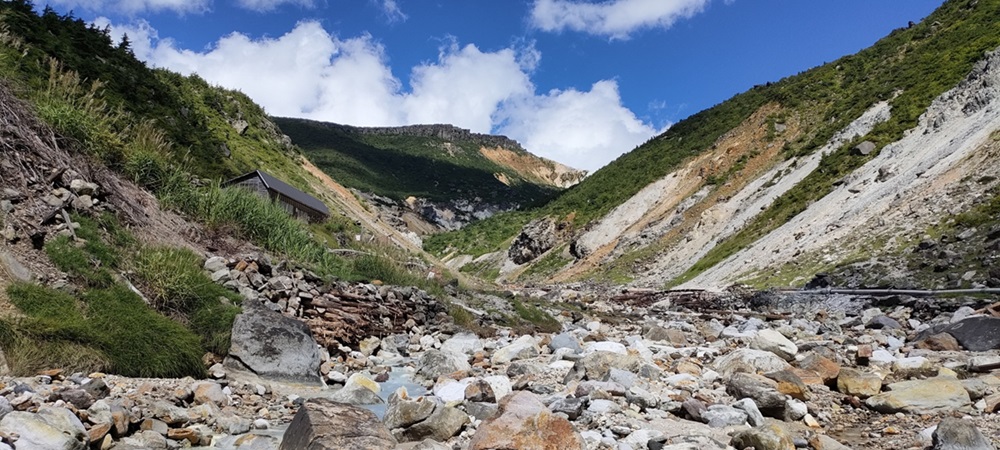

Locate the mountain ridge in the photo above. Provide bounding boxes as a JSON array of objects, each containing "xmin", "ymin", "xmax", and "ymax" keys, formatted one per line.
[{"xmin": 427, "ymin": 0, "xmax": 1000, "ymax": 291}]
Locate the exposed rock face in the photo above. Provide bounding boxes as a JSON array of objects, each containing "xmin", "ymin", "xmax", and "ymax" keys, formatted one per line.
[
  {"xmin": 279, "ymin": 399, "xmax": 397, "ymax": 450},
  {"xmin": 225, "ymin": 302, "xmax": 323, "ymax": 385},
  {"xmin": 467, "ymin": 391, "xmax": 585, "ymax": 450},
  {"xmin": 508, "ymin": 218, "xmax": 558, "ymax": 265}
]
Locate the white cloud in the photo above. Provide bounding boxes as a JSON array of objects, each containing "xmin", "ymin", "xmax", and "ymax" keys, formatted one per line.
[
  {"xmin": 499, "ymin": 81, "xmax": 658, "ymax": 171},
  {"xmin": 100, "ymin": 19, "xmax": 658, "ymax": 171},
  {"xmin": 374, "ymin": 0, "xmax": 407, "ymax": 23},
  {"xmin": 402, "ymin": 39, "xmax": 533, "ymax": 133},
  {"xmin": 530, "ymin": 0, "xmax": 711, "ymax": 39},
  {"xmin": 42, "ymin": 0, "xmax": 209, "ymax": 15}
]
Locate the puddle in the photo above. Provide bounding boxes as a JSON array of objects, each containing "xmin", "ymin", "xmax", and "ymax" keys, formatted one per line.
[{"xmin": 361, "ymin": 366, "xmax": 428, "ymax": 419}]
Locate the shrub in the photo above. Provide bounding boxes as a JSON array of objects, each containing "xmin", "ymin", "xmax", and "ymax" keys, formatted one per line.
[
  {"xmin": 351, "ymin": 254, "xmax": 420, "ymax": 286},
  {"xmin": 83, "ymin": 285, "xmax": 206, "ymax": 378}
]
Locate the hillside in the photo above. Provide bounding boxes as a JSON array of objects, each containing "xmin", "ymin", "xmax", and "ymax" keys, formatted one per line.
[
  {"xmin": 274, "ymin": 118, "xmax": 585, "ymax": 234},
  {"xmin": 0, "ymin": 0, "xmax": 474, "ymax": 378},
  {"xmin": 428, "ymin": 0, "xmax": 1000, "ymax": 290}
]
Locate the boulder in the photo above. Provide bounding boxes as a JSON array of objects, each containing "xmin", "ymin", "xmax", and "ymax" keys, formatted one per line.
[
  {"xmin": 919, "ymin": 334, "xmax": 960, "ymax": 351},
  {"xmin": 931, "ymin": 418, "xmax": 995, "ymax": 450},
  {"xmin": 714, "ymin": 349, "xmax": 791, "ymax": 378},
  {"xmin": 440, "ymin": 333, "xmax": 483, "ymax": 356},
  {"xmin": 508, "ymin": 218, "xmax": 557, "ymax": 265},
  {"xmin": 730, "ymin": 423, "xmax": 795, "ymax": 450},
  {"xmin": 192, "ymin": 381, "xmax": 229, "ymax": 407},
  {"xmin": 916, "ymin": 317, "xmax": 1000, "ymax": 351},
  {"xmin": 398, "ymin": 404, "xmax": 468, "ymax": 442},
  {"xmin": 279, "ymin": 399, "xmax": 396, "ymax": 450},
  {"xmin": 764, "ymin": 370, "xmax": 809, "ymax": 401},
  {"xmin": 384, "ymin": 388, "xmax": 437, "ymax": 430},
  {"xmin": 549, "ymin": 333, "xmax": 584, "ymax": 353},
  {"xmin": 733, "ymin": 398, "xmax": 765, "ymax": 427},
  {"xmin": 726, "ymin": 373, "xmax": 786, "ymax": 418},
  {"xmin": 644, "ymin": 326, "xmax": 689, "ymax": 346},
  {"xmin": 492, "ymin": 335, "xmax": 540, "ymax": 365},
  {"xmin": 836, "ymin": 368, "xmax": 883, "ymax": 398},
  {"xmin": 329, "ymin": 374, "xmax": 384, "ymax": 405},
  {"xmin": 866, "ymin": 376, "xmax": 971, "ymax": 414},
  {"xmin": 750, "ymin": 329, "xmax": 798, "ymax": 361},
  {"xmin": 468, "ymin": 391, "xmax": 585, "ymax": 450},
  {"xmin": 701, "ymin": 404, "xmax": 747, "ymax": 428},
  {"xmin": 0, "ymin": 407, "xmax": 88, "ymax": 450},
  {"xmin": 795, "ymin": 352, "xmax": 840, "ymax": 385},
  {"xmin": 225, "ymin": 303, "xmax": 323, "ymax": 385},
  {"xmin": 417, "ymin": 349, "xmax": 471, "ymax": 380},
  {"xmin": 573, "ymin": 350, "xmax": 641, "ymax": 381}
]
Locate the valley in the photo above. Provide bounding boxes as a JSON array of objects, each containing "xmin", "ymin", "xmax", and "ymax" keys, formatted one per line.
[{"xmin": 1, "ymin": 0, "xmax": 1000, "ymax": 449}]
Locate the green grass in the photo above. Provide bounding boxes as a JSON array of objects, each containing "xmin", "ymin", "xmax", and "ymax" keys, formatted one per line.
[
  {"xmin": 510, "ymin": 299, "xmax": 561, "ymax": 333},
  {"xmin": 3, "ymin": 282, "xmax": 205, "ymax": 377},
  {"xmin": 131, "ymin": 246, "xmax": 242, "ymax": 354}
]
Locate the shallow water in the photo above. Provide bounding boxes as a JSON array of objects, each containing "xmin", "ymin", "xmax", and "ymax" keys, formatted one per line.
[{"xmin": 361, "ymin": 366, "xmax": 428, "ymax": 419}]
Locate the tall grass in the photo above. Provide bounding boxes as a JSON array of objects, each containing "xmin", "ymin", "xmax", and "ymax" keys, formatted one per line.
[
  {"xmin": 131, "ymin": 246, "xmax": 241, "ymax": 354},
  {"xmin": 3, "ymin": 282, "xmax": 205, "ymax": 377}
]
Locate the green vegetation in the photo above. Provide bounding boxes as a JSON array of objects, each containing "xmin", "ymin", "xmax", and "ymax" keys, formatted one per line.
[
  {"xmin": 276, "ymin": 118, "xmax": 560, "ymax": 207},
  {"xmin": 510, "ymin": 299, "xmax": 561, "ymax": 333},
  {"xmin": 425, "ymin": 211, "xmax": 532, "ymax": 258},
  {"xmin": 954, "ymin": 185, "xmax": 1000, "ymax": 228},
  {"xmin": 3, "ymin": 282, "xmax": 204, "ymax": 377},
  {"xmin": 1, "ymin": 213, "xmax": 233, "ymax": 376},
  {"xmin": 429, "ymin": 0, "xmax": 1000, "ymax": 283},
  {"xmin": 0, "ymin": 0, "xmax": 462, "ymax": 377}
]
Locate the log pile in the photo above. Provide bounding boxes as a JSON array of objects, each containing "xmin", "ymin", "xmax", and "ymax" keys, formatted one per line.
[{"xmin": 206, "ymin": 255, "xmax": 447, "ymax": 351}]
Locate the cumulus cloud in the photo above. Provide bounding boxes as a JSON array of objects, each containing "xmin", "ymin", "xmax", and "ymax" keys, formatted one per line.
[
  {"xmin": 499, "ymin": 81, "xmax": 658, "ymax": 171},
  {"xmin": 373, "ymin": 0, "xmax": 407, "ymax": 23},
  {"xmin": 99, "ymin": 19, "xmax": 658, "ymax": 171},
  {"xmin": 42, "ymin": 0, "xmax": 210, "ymax": 15},
  {"xmin": 530, "ymin": 0, "xmax": 711, "ymax": 39}
]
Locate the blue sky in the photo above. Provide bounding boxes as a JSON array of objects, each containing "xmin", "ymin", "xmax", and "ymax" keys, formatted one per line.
[{"xmin": 40, "ymin": 0, "xmax": 942, "ymax": 171}]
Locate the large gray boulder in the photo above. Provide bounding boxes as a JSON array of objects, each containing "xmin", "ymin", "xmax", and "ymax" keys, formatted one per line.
[
  {"xmin": 915, "ymin": 317, "xmax": 1000, "ymax": 352},
  {"xmin": 0, "ymin": 407, "xmax": 88, "ymax": 450},
  {"xmin": 279, "ymin": 399, "xmax": 397, "ymax": 450},
  {"xmin": 932, "ymin": 417, "xmax": 996, "ymax": 450},
  {"xmin": 417, "ymin": 349, "xmax": 471, "ymax": 380},
  {"xmin": 508, "ymin": 218, "xmax": 557, "ymax": 265},
  {"xmin": 225, "ymin": 302, "xmax": 323, "ymax": 385},
  {"xmin": 714, "ymin": 349, "xmax": 791, "ymax": 378}
]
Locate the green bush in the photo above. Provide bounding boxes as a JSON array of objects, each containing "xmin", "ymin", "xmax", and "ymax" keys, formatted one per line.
[
  {"xmin": 351, "ymin": 254, "xmax": 421, "ymax": 285},
  {"xmin": 132, "ymin": 246, "xmax": 238, "ymax": 313},
  {"xmin": 131, "ymin": 245, "xmax": 241, "ymax": 354},
  {"xmin": 511, "ymin": 299, "xmax": 561, "ymax": 333},
  {"xmin": 83, "ymin": 285, "xmax": 206, "ymax": 378}
]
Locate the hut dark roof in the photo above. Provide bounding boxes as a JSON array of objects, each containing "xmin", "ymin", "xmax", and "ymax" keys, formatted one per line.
[{"xmin": 225, "ymin": 170, "xmax": 330, "ymax": 218}]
